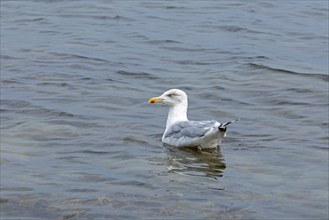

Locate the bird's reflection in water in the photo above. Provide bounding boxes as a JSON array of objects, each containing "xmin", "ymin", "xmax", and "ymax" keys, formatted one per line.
[{"xmin": 166, "ymin": 145, "xmax": 226, "ymax": 178}]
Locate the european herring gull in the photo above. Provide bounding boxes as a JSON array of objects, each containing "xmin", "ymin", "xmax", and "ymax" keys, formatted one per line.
[{"xmin": 148, "ymin": 89, "xmax": 238, "ymax": 149}]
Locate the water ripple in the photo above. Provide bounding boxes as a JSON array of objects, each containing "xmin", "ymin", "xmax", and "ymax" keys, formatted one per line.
[{"xmin": 1, "ymin": 1, "xmax": 328, "ymax": 219}]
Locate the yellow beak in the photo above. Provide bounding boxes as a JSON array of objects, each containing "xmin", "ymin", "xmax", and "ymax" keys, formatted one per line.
[{"xmin": 148, "ymin": 97, "xmax": 163, "ymax": 104}]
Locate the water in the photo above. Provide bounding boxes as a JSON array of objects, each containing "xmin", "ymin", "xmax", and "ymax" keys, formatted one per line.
[{"xmin": 1, "ymin": 1, "xmax": 328, "ymax": 219}]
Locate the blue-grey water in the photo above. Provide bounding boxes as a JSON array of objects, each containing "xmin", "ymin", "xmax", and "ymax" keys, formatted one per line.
[{"xmin": 1, "ymin": 1, "xmax": 328, "ymax": 219}]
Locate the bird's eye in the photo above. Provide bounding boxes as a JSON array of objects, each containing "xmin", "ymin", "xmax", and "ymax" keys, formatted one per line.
[{"xmin": 167, "ymin": 93, "xmax": 176, "ymax": 98}]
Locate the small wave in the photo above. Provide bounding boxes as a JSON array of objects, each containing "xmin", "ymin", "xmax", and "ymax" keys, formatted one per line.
[
  {"xmin": 49, "ymin": 52, "xmax": 108, "ymax": 63},
  {"xmin": 59, "ymin": 14, "xmax": 133, "ymax": 22},
  {"xmin": 216, "ymin": 25, "xmax": 279, "ymax": 36},
  {"xmin": 93, "ymin": 15, "xmax": 133, "ymax": 22},
  {"xmin": 161, "ymin": 46, "xmax": 207, "ymax": 52},
  {"xmin": 145, "ymin": 39, "xmax": 181, "ymax": 45},
  {"xmin": 165, "ymin": 6, "xmax": 186, "ymax": 10},
  {"xmin": 248, "ymin": 63, "xmax": 329, "ymax": 82},
  {"xmin": 172, "ymin": 59, "xmax": 223, "ymax": 66},
  {"xmin": 83, "ymin": 150, "xmax": 111, "ymax": 155},
  {"xmin": 2, "ymin": 99, "xmax": 75, "ymax": 118},
  {"xmin": 0, "ymin": 55, "xmax": 22, "ymax": 60},
  {"xmin": 116, "ymin": 70, "xmax": 159, "ymax": 80},
  {"xmin": 14, "ymin": 17, "xmax": 46, "ymax": 23}
]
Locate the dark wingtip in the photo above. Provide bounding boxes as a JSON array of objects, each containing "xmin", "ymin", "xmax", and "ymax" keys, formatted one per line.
[
  {"xmin": 218, "ymin": 126, "xmax": 227, "ymax": 132},
  {"xmin": 219, "ymin": 119, "xmax": 240, "ymax": 132},
  {"xmin": 223, "ymin": 118, "xmax": 240, "ymax": 126}
]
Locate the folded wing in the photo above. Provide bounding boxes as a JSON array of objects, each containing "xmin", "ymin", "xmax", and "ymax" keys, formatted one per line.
[{"xmin": 163, "ymin": 120, "xmax": 220, "ymax": 147}]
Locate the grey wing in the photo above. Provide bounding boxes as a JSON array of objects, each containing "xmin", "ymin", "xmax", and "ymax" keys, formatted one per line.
[{"xmin": 164, "ymin": 120, "xmax": 217, "ymax": 140}]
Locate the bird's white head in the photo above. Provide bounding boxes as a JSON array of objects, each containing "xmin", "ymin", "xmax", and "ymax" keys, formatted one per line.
[
  {"xmin": 148, "ymin": 89, "xmax": 189, "ymax": 128},
  {"xmin": 148, "ymin": 89, "xmax": 188, "ymax": 107}
]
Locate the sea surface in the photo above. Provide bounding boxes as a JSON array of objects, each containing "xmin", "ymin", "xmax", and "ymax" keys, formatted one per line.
[{"xmin": 1, "ymin": 1, "xmax": 328, "ymax": 219}]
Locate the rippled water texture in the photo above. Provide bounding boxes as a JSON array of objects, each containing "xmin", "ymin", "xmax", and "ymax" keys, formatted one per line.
[{"xmin": 1, "ymin": 1, "xmax": 328, "ymax": 219}]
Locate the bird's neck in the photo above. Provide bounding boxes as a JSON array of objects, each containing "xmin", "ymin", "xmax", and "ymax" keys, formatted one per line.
[{"xmin": 166, "ymin": 102, "xmax": 188, "ymax": 128}]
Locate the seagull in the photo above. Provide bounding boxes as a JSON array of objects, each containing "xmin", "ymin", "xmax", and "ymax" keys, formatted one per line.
[{"xmin": 148, "ymin": 89, "xmax": 238, "ymax": 149}]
